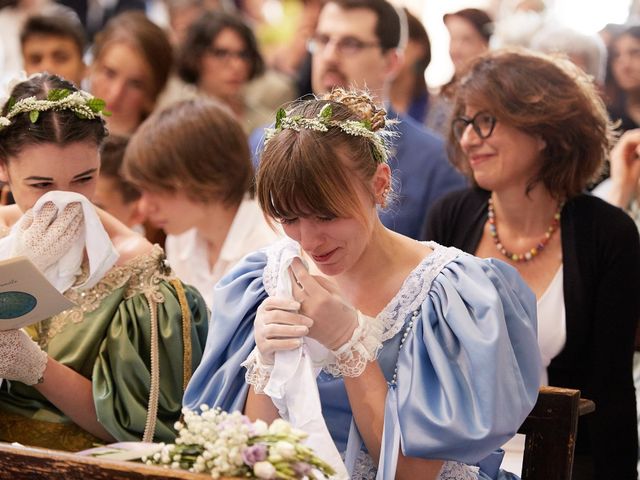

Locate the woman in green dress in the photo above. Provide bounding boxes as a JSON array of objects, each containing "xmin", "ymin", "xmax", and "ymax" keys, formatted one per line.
[{"xmin": 0, "ymin": 73, "xmax": 209, "ymax": 451}]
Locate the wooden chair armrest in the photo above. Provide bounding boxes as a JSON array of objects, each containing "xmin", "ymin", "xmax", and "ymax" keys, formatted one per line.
[{"xmin": 518, "ymin": 385, "xmax": 595, "ymax": 480}]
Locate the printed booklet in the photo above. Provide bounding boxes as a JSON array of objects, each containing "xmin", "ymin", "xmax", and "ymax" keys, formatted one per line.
[{"xmin": 0, "ymin": 256, "xmax": 74, "ymax": 331}]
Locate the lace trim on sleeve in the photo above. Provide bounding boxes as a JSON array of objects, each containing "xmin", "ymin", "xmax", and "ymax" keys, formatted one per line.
[
  {"xmin": 324, "ymin": 311, "xmax": 383, "ymax": 377},
  {"xmin": 377, "ymin": 242, "xmax": 462, "ymax": 342},
  {"xmin": 241, "ymin": 347, "xmax": 274, "ymax": 394},
  {"xmin": 437, "ymin": 461, "xmax": 479, "ymax": 480}
]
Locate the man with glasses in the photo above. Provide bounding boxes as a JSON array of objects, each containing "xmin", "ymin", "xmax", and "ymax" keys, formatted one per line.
[{"xmin": 307, "ymin": 0, "xmax": 466, "ymax": 239}]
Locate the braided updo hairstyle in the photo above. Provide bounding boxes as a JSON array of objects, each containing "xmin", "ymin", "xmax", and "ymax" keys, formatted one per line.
[
  {"xmin": 257, "ymin": 88, "xmax": 392, "ymax": 225},
  {"xmin": 0, "ymin": 73, "xmax": 108, "ymax": 165}
]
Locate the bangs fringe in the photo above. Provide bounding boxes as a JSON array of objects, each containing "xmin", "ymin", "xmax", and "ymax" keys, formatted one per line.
[{"xmin": 257, "ymin": 131, "xmax": 364, "ymax": 223}]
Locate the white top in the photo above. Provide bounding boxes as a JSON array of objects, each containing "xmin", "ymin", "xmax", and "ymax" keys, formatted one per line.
[
  {"xmin": 536, "ymin": 265, "xmax": 566, "ymax": 385},
  {"xmin": 502, "ymin": 265, "xmax": 566, "ymax": 477},
  {"xmin": 165, "ymin": 198, "xmax": 281, "ymax": 310}
]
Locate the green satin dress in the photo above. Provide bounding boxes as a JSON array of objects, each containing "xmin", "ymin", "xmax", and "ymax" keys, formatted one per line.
[{"xmin": 0, "ymin": 245, "xmax": 209, "ymax": 451}]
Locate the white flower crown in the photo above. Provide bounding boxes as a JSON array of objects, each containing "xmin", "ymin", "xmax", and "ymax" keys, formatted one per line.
[
  {"xmin": 264, "ymin": 103, "xmax": 396, "ymax": 163},
  {"xmin": 0, "ymin": 88, "xmax": 109, "ymax": 131}
]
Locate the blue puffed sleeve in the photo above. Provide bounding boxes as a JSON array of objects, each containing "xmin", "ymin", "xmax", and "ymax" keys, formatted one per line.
[
  {"xmin": 182, "ymin": 250, "xmax": 267, "ymax": 412},
  {"xmin": 390, "ymin": 255, "xmax": 541, "ymax": 468}
]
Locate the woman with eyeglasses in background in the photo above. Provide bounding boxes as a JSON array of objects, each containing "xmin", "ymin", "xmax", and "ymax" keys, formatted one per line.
[
  {"xmin": 177, "ymin": 10, "xmax": 278, "ymax": 134},
  {"xmin": 426, "ymin": 49, "xmax": 640, "ymax": 480}
]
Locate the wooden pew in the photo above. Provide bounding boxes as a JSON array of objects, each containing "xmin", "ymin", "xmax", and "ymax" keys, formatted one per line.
[
  {"xmin": 518, "ymin": 385, "xmax": 595, "ymax": 480},
  {"xmin": 0, "ymin": 443, "xmax": 212, "ymax": 479}
]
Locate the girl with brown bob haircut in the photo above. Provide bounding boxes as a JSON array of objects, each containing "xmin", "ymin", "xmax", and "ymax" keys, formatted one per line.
[
  {"xmin": 123, "ymin": 98, "xmax": 280, "ymax": 310},
  {"xmin": 427, "ymin": 49, "xmax": 640, "ymax": 479},
  {"xmin": 183, "ymin": 88, "xmax": 542, "ymax": 479}
]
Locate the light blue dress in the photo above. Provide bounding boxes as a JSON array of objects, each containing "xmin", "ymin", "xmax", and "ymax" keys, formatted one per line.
[{"xmin": 184, "ymin": 240, "xmax": 541, "ymax": 479}]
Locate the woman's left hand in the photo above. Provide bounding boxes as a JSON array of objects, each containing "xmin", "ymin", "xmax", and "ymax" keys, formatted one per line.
[
  {"xmin": 288, "ymin": 257, "xmax": 358, "ymax": 350},
  {"xmin": 0, "ymin": 329, "xmax": 48, "ymax": 385}
]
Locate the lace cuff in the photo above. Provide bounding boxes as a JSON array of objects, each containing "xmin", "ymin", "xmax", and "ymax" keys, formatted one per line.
[
  {"xmin": 241, "ymin": 348, "xmax": 274, "ymax": 394},
  {"xmin": 324, "ymin": 311, "xmax": 383, "ymax": 378}
]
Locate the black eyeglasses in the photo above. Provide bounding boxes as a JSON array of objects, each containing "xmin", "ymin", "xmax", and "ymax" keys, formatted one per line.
[
  {"xmin": 452, "ymin": 111, "xmax": 497, "ymax": 141},
  {"xmin": 307, "ymin": 34, "xmax": 380, "ymax": 56},
  {"xmin": 206, "ymin": 47, "xmax": 253, "ymax": 63}
]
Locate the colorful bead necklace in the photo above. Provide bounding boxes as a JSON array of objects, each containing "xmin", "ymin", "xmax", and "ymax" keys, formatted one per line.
[{"xmin": 488, "ymin": 197, "xmax": 563, "ymax": 263}]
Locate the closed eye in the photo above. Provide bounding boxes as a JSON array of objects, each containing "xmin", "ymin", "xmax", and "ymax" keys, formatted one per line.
[
  {"xmin": 29, "ymin": 182, "xmax": 53, "ymax": 189},
  {"xmin": 74, "ymin": 176, "xmax": 94, "ymax": 184}
]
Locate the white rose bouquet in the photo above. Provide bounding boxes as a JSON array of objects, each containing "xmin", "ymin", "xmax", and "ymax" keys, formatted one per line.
[{"xmin": 144, "ymin": 405, "xmax": 335, "ymax": 479}]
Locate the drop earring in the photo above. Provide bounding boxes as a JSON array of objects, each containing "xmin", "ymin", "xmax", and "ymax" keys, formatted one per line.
[{"xmin": 381, "ymin": 186, "xmax": 390, "ymax": 208}]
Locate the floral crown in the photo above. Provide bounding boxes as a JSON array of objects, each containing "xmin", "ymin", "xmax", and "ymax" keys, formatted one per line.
[
  {"xmin": 0, "ymin": 88, "xmax": 110, "ymax": 131},
  {"xmin": 264, "ymin": 102, "xmax": 395, "ymax": 164}
]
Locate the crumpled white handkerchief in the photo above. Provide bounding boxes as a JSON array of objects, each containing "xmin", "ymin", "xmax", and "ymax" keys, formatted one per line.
[
  {"xmin": 264, "ymin": 244, "xmax": 348, "ymax": 479},
  {"xmin": 0, "ymin": 191, "xmax": 119, "ymax": 292}
]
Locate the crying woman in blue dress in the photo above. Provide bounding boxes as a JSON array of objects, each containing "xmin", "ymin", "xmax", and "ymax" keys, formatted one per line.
[{"xmin": 183, "ymin": 88, "xmax": 542, "ymax": 480}]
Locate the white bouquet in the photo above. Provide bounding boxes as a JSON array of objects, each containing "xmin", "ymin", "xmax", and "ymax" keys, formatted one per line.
[{"xmin": 144, "ymin": 405, "xmax": 335, "ymax": 479}]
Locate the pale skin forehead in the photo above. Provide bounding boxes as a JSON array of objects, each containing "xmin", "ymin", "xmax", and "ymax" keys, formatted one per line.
[{"xmin": 317, "ymin": 3, "xmax": 379, "ymax": 40}]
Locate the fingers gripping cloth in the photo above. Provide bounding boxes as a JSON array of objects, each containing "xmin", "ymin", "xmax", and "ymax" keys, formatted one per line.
[
  {"xmin": 12, "ymin": 201, "xmax": 84, "ymax": 272},
  {"xmin": 0, "ymin": 330, "xmax": 48, "ymax": 385},
  {"xmin": 0, "ymin": 191, "xmax": 119, "ymax": 292}
]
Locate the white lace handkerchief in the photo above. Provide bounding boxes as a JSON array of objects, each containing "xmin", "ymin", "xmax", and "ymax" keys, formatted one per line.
[
  {"xmin": 0, "ymin": 191, "xmax": 119, "ymax": 292},
  {"xmin": 263, "ymin": 244, "xmax": 348, "ymax": 479}
]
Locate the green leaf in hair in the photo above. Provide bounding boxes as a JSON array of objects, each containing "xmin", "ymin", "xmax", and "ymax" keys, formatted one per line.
[
  {"xmin": 47, "ymin": 89, "xmax": 71, "ymax": 101},
  {"xmin": 275, "ymin": 108, "xmax": 286, "ymax": 129}
]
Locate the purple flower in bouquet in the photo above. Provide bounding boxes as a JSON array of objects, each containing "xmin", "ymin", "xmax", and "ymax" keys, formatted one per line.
[
  {"xmin": 293, "ymin": 462, "xmax": 313, "ymax": 476},
  {"xmin": 242, "ymin": 444, "xmax": 268, "ymax": 466}
]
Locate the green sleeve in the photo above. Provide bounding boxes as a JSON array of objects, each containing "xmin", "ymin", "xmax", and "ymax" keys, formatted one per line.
[{"xmin": 92, "ymin": 281, "xmax": 208, "ymax": 442}]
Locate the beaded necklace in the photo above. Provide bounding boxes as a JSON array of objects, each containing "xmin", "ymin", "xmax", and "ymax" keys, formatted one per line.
[{"xmin": 488, "ymin": 197, "xmax": 563, "ymax": 263}]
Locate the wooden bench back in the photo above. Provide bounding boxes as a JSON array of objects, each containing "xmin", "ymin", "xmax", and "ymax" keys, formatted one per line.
[
  {"xmin": 0, "ymin": 443, "xmax": 212, "ymax": 479},
  {"xmin": 518, "ymin": 385, "xmax": 595, "ymax": 480}
]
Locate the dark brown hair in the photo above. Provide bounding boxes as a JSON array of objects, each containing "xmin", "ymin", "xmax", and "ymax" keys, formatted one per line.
[
  {"xmin": 99, "ymin": 135, "xmax": 140, "ymax": 203},
  {"xmin": 177, "ymin": 10, "xmax": 264, "ymax": 85},
  {"xmin": 257, "ymin": 89, "xmax": 388, "ymax": 224},
  {"xmin": 325, "ymin": 0, "xmax": 401, "ymax": 52},
  {"xmin": 443, "ymin": 8, "xmax": 493, "ymax": 44},
  {"xmin": 92, "ymin": 11, "xmax": 173, "ymax": 102},
  {"xmin": 21, "ymin": 5, "xmax": 87, "ymax": 57},
  {"xmin": 0, "ymin": 73, "xmax": 107, "ymax": 164},
  {"xmin": 449, "ymin": 49, "xmax": 614, "ymax": 199},
  {"xmin": 123, "ymin": 98, "xmax": 251, "ymax": 206}
]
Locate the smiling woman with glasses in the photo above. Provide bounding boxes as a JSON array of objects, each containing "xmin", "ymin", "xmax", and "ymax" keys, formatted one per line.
[{"xmin": 426, "ymin": 49, "xmax": 640, "ymax": 480}]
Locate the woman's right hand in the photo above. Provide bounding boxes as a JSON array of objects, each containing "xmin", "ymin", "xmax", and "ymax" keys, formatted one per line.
[
  {"xmin": 12, "ymin": 201, "xmax": 84, "ymax": 271},
  {"xmin": 609, "ymin": 129, "xmax": 640, "ymax": 208},
  {"xmin": 254, "ymin": 296, "xmax": 313, "ymax": 364}
]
